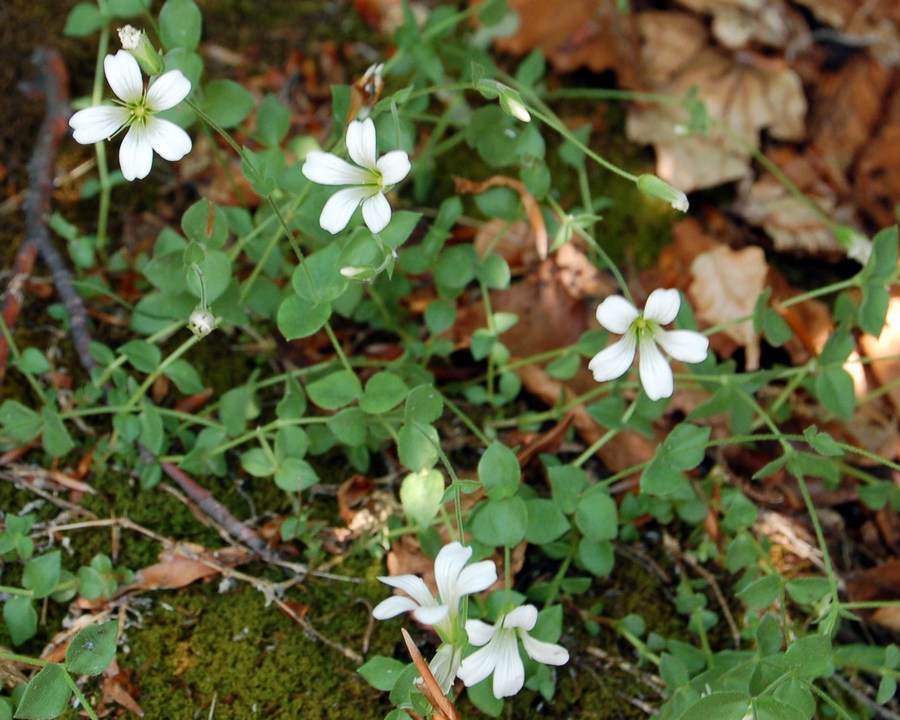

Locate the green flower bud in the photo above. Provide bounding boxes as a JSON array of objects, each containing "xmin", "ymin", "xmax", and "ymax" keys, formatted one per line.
[
  {"xmin": 636, "ymin": 174, "xmax": 689, "ymax": 212},
  {"xmin": 118, "ymin": 26, "xmax": 164, "ymax": 76}
]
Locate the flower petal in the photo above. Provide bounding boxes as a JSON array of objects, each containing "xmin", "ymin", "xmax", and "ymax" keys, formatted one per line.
[
  {"xmin": 654, "ymin": 329, "xmax": 709, "ymax": 364},
  {"xmin": 372, "ymin": 595, "xmax": 418, "ymax": 620},
  {"xmin": 433, "ymin": 542, "xmax": 471, "ymax": 604},
  {"xmin": 377, "ymin": 150, "xmax": 411, "ymax": 185},
  {"xmin": 119, "ymin": 124, "xmax": 154, "ymax": 181},
  {"xmin": 104, "ymin": 51, "xmax": 144, "ymax": 103},
  {"xmin": 319, "ymin": 186, "xmax": 371, "ymax": 234},
  {"xmin": 454, "ymin": 560, "xmax": 498, "ymax": 598},
  {"xmin": 596, "ymin": 295, "xmax": 639, "ymax": 334},
  {"xmin": 588, "ymin": 332, "xmax": 637, "ymax": 383},
  {"xmin": 502, "ymin": 605, "xmax": 538, "ymax": 631},
  {"xmin": 378, "ymin": 574, "xmax": 436, "ymax": 608},
  {"xmin": 521, "ymin": 633, "xmax": 569, "ymax": 666},
  {"xmin": 361, "ymin": 192, "xmax": 391, "ymax": 234},
  {"xmin": 412, "ymin": 604, "xmax": 450, "ymax": 626},
  {"xmin": 638, "ymin": 335, "xmax": 673, "ymax": 401},
  {"xmin": 302, "ymin": 152, "xmax": 372, "ymax": 186},
  {"xmin": 69, "ymin": 105, "xmax": 130, "ymax": 144},
  {"xmin": 146, "ymin": 117, "xmax": 192, "ymax": 161},
  {"xmin": 465, "ymin": 619, "xmax": 496, "ymax": 647},
  {"xmin": 643, "ymin": 288, "xmax": 680, "ymax": 325},
  {"xmin": 346, "ymin": 118, "xmax": 378, "ymax": 170},
  {"xmin": 458, "ymin": 644, "xmax": 498, "ymax": 688},
  {"xmin": 145, "ymin": 69, "xmax": 191, "ymax": 111},
  {"xmin": 429, "ymin": 644, "xmax": 462, "ymax": 694},
  {"xmin": 491, "ymin": 633, "xmax": 525, "ymax": 698}
]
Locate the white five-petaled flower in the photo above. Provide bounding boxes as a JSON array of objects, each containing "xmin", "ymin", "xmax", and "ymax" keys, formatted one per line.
[
  {"xmin": 301, "ymin": 118, "xmax": 410, "ymax": 234},
  {"xmin": 457, "ymin": 605, "xmax": 569, "ymax": 699},
  {"xmin": 372, "ymin": 542, "xmax": 497, "ymax": 633},
  {"xmin": 588, "ymin": 288, "xmax": 709, "ymax": 401},
  {"xmin": 69, "ymin": 50, "xmax": 192, "ymax": 181}
]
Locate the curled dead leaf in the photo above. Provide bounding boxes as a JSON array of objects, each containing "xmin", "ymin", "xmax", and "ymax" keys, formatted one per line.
[
  {"xmin": 454, "ymin": 175, "xmax": 548, "ymax": 259},
  {"xmin": 130, "ymin": 543, "xmax": 251, "ymax": 591}
]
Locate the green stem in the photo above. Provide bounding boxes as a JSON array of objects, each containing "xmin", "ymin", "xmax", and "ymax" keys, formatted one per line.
[
  {"xmin": 123, "ymin": 333, "xmax": 201, "ymax": 411},
  {"xmin": 92, "ymin": 8, "xmax": 111, "ymax": 253},
  {"xmin": 0, "ymin": 650, "xmax": 46, "ymax": 666},
  {"xmin": 0, "ymin": 585, "xmax": 32, "ymax": 597},
  {"xmin": 573, "ymin": 399, "xmax": 639, "ymax": 467},
  {"xmin": 63, "ymin": 668, "xmax": 101, "ymax": 720}
]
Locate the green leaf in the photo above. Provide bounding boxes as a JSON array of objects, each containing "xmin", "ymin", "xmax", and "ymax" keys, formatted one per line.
[
  {"xmin": 240, "ymin": 448, "xmax": 274, "ymax": 478},
  {"xmin": 23, "ymin": 551, "xmax": 61, "ymax": 599},
  {"xmin": 65, "ymin": 621, "xmax": 117, "ymax": 675},
  {"xmin": 274, "ymin": 457, "xmax": 318, "ymax": 492},
  {"xmin": 753, "ymin": 696, "xmax": 812, "ymax": 720},
  {"xmin": 108, "ymin": 0, "xmax": 151, "ymax": 16},
  {"xmin": 277, "ymin": 295, "xmax": 331, "ymax": 340},
  {"xmin": 163, "ymin": 358, "xmax": 205, "ymax": 394},
  {"xmin": 784, "ymin": 634, "xmax": 833, "ymax": 679},
  {"xmin": 120, "ymin": 339, "xmax": 162, "ymax": 373},
  {"xmin": 0, "ymin": 400, "xmax": 44, "ymax": 442},
  {"xmin": 819, "ymin": 327, "xmax": 855, "ymax": 364},
  {"xmin": 737, "ymin": 573, "xmax": 782, "ymax": 609},
  {"xmin": 360, "ymin": 372, "xmax": 409, "ymax": 414},
  {"xmin": 877, "ymin": 676, "xmax": 897, "ymax": 705},
  {"xmin": 477, "ymin": 254, "xmax": 511, "ymax": 290},
  {"xmin": 186, "ymin": 250, "xmax": 232, "ymax": 304},
  {"xmin": 785, "ymin": 576, "xmax": 831, "ymax": 606},
  {"xmin": 675, "ymin": 691, "xmax": 750, "ymax": 720},
  {"xmin": 478, "ymin": 441, "xmax": 520, "ymax": 500},
  {"xmin": 755, "ymin": 614, "xmax": 783, "ymax": 656},
  {"xmin": 814, "ymin": 365, "xmax": 855, "ymax": 419},
  {"xmin": 577, "ymin": 537, "xmax": 614, "ymax": 577},
  {"xmin": 182, "ymin": 198, "xmax": 229, "ymax": 249},
  {"xmin": 400, "ymin": 469, "xmax": 444, "ymax": 527},
  {"xmin": 664, "ymin": 423, "xmax": 711, "ymax": 470},
  {"xmin": 326, "ymin": 407, "xmax": 367, "ymax": 446},
  {"xmin": 306, "ymin": 370, "xmax": 362, "ymax": 410},
  {"xmin": 256, "ymin": 94, "xmax": 291, "ymax": 146},
  {"xmin": 203, "ymin": 79, "xmax": 255, "ymax": 128},
  {"xmin": 575, "ymin": 488, "xmax": 618, "ymax": 542},
  {"xmin": 548, "ymin": 465, "xmax": 586, "ymax": 514},
  {"xmin": 358, "ymin": 656, "xmax": 408, "ymax": 692},
  {"xmin": 802, "ymin": 426, "xmax": 843, "ymax": 457},
  {"xmin": 860, "ymin": 283, "xmax": 890, "ymax": 337},
  {"xmin": 641, "ymin": 454, "xmax": 688, "ymax": 498},
  {"xmin": 3, "ymin": 596, "xmax": 37, "ymax": 645},
  {"xmin": 397, "ymin": 422, "xmax": 439, "ymax": 471},
  {"xmin": 404, "ymin": 385, "xmax": 443, "ymax": 425},
  {"xmin": 868, "ymin": 225, "xmax": 898, "ymax": 282},
  {"xmin": 773, "ymin": 677, "xmax": 815, "ymax": 718},
  {"xmin": 64, "ymin": 3, "xmax": 104, "ymax": 37},
  {"xmin": 434, "ymin": 244, "xmax": 477, "ymax": 291},
  {"xmin": 40, "ymin": 408, "xmax": 75, "ymax": 458},
  {"xmin": 525, "ymin": 498, "xmax": 570, "ymax": 544},
  {"xmin": 424, "ymin": 300, "xmax": 456, "ymax": 334},
  {"xmin": 471, "ymin": 496, "xmax": 528, "ymax": 547},
  {"xmin": 13, "ymin": 663, "xmax": 72, "ymax": 719},
  {"xmin": 16, "ymin": 348, "xmax": 50, "ymax": 375},
  {"xmin": 159, "ymin": 0, "xmax": 202, "ymax": 51}
]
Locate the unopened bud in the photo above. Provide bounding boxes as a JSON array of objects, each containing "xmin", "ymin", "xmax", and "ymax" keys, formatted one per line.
[
  {"xmin": 187, "ymin": 309, "xmax": 218, "ymax": 338},
  {"xmin": 118, "ymin": 25, "xmax": 164, "ymax": 76},
  {"xmin": 835, "ymin": 225, "xmax": 872, "ymax": 266},
  {"xmin": 636, "ymin": 174, "xmax": 689, "ymax": 212},
  {"xmin": 478, "ymin": 80, "xmax": 531, "ymax": 123}
]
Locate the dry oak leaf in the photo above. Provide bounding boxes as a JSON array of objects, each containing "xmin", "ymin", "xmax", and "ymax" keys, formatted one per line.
[
  {"xmin": 492, "ymin": 0, "xmax": 641, "ymax": 83},
  {"xmin": 689, "ymin": 245, "xmax": 768, "ymax": 370},
  {"xmin": 674, "ymin": 0, "xmax": 808, "ymax": 49},
  {"xmin": 855, "ymin": 80, "xmax": 900, "ymax": 227},
  {"xmin": 808, "ymin": 54, "xmax": 893, "ymax": 177},
  {"xmin": 129, "ymin": 543, "xmax": 250, "ymax": 591},
  {"xmin": 734, "ymin": 149, "xmax": 860, "ymax": 257},
  {"xmin": 626, "ymin": 11, "xmax": 807, "ymax": 191}
]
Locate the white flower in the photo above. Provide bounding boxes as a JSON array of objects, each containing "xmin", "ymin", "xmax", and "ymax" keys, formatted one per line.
[
  {"xmin": 457, "ymin": 605, "xmax": 569, "ymax": 699},
  {"xmin": 301, "ymin": 118, "xmax": 410, "ymax": 234},
  {"xmin": 588, "ymin": 288, "xmax": 709, "ymax": 401},
  {"xmin": 69, "ymin": 50, "xmax": 192, "ymax": 181},
  {"xmin": 371, "ymin": 542, "xmax": 497, "ymax": 634},
  {"xmin": 428, "ymin": 643, "xmax": 464, "ymax": 694}
]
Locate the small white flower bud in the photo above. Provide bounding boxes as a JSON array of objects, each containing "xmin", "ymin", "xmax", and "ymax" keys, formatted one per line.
[
  {"xmin": 187, "ymin": 309, "xmax": 218, "ymax": 338},
  {"xmin": 636, "ymin": 174, "xmax": 689, "ymax": 212},
  {"xmin": 117, "ymin": 25, "xmax": 164, "ymax": 76}
]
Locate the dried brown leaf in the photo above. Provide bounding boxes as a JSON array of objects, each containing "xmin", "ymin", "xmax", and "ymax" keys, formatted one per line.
[
  {"xmin": 689, "ymin": 245, "xmax": 768, "ymax": 370},
  {"xmin": 493, "ymin": 0, "xmax": 642, "ymax": 81},
  {"xmin": 626, "ymin": 11, "xmax": 807, "ymax": 191},
  {"xmin": 130, "ymin": 543, "xmax": 250, "ymax": 591}
]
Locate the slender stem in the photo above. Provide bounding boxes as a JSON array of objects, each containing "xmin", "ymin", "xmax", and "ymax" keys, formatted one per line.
[
  {"xmin": 123, "ymin": 333, "xmax": 201, "ymax": 411},
  {"xmin": 92, "ymin": 7, "xmax": 111, "ymax": 252},
  {"xmin": 0, "ymin": 650, "xmax": 46, "ymax": 666},
  {"xmin": 63, "ymin": 668, "xmax": 101, "ymax": 720}
]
